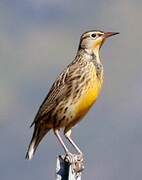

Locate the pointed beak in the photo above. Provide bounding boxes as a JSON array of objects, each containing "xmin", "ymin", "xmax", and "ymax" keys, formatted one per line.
[{"xmin": 103, "ymin": 32, "xmax": 119, "ymax": 38}]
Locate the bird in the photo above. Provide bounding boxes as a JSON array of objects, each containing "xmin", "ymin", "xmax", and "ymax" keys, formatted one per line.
[{"xmin": 26, "ymin": 30, "xmax": 119, "ymax": 160}]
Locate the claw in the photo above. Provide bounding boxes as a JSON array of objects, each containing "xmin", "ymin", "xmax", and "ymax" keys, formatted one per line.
[
  {"xmin": 64, "ymin": 152, "xmax": 75, "ymax": 163},
  {"xmin": 64, "ymin": 152, "xmax": 84, "ymax": 173}
]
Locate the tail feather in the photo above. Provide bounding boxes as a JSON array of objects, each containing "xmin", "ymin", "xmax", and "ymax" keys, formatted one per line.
[
  {"xmin": 25, "ymin": 139, "xmax": 36, "ymax": 160},
  {"xmin": 25, "ymin": 125, "xmax": 50, "ymax": 160}
]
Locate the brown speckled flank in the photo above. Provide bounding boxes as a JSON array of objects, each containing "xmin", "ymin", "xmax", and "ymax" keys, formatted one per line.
[{"xmin": 26, "ymin": 30, "xmax": 119, "ymax": 160}]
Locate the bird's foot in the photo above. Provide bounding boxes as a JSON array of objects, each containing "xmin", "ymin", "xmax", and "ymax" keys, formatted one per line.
[{"xmin": 64, "ymin": 152, "xmax": 84, "ymax": 173}]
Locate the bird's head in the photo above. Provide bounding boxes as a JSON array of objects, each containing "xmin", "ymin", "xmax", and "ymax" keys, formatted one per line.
[{"xmin": 79, "ymin": 30, "xmax": 119, "ymax": 53}]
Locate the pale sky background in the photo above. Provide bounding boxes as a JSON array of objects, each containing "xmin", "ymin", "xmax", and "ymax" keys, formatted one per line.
[{"xmin": 1, "ymin": 0, "xmax": 142, "ymax": 179}]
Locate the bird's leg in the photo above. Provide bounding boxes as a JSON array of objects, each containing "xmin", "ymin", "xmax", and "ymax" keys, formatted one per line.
[
  {"xmin": 54, "ymin": 129, "xmax": 82, "ymax": 166},
  {"xmin": 54, "ymin": 129, "xmax": 69, "ymax": 154},
  {"xmin": 54, "ymin": 129, "xmax": 75, "ymax": 163},
  {"xmin": 64, "ymin": 129, "xmax": 84, "ymax": 172},
  {"xmin": 64, "ymin": 130, "xmax": 82, "ymax": 155}
]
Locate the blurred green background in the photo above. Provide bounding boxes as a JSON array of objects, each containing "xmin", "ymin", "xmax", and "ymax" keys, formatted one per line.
[{"xmin": 1, "ymin": 0, "xmax": 142, "ymax": 179}]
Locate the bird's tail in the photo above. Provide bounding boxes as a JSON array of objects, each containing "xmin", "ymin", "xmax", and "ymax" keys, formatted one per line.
[{"xmin": 25, "ymin": 125, "xmax": 50, "ymax": 160}]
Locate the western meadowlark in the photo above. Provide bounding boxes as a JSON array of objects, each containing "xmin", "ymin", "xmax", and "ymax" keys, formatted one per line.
[{"xmin": 26, "ymin": 30, "xmax": 119, "ymax": 160}]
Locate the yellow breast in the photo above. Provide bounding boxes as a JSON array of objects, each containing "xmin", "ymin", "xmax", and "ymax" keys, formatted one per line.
[{"xmin": 74, "ymin": 77, "xmax": 103, "ymax": 120}]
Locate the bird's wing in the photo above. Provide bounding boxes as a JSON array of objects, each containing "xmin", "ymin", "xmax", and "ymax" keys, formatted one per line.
[{"xmin": 30, "ymin": 61, "xmax": 82, "ymax": 127}]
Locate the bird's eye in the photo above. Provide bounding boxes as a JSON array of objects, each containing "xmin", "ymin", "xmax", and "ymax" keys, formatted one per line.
[{"xmin": 91, "ymin": 33, "xmax": 96, "ymax": 38}]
